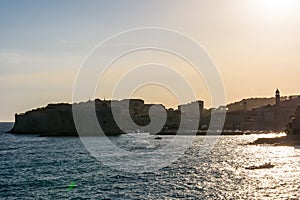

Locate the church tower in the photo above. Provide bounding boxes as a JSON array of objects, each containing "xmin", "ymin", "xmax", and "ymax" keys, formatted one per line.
[{"xmin": 275, "ymin": 89, "xmax": 280, "ymax": 106}]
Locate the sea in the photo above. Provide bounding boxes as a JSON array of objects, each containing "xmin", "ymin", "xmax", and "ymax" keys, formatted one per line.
[{"xmin": 1, "ymin": 122, "xmax": 300, "ymax": 199}]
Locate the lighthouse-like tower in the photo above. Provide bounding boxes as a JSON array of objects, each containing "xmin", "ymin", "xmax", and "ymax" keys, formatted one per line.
[{"xmin": 275, "ymin": 89, "xmax": 280, "ymax": 106}]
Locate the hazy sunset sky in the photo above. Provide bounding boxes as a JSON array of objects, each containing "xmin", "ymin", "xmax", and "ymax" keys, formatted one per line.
[{"xmin": 1, "ymin": 0, "xmax": 300, "ymax": 121}]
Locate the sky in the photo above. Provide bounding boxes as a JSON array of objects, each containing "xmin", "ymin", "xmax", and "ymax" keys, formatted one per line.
[{"xmin": 1, "ymin": 0, "xmax": 300, "ymax": 121}]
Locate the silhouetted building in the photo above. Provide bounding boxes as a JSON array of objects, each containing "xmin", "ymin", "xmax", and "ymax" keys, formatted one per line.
[
  {"xmin": 276, "ymin": 89, "xmax": 280, "ymax": 106},
  {"xmin": 178, "ymin": 100, "xmax": 204, "ymax": 118},
  {"xmin": 222, "ymin": 89, "xmax": 300, "ymax": 131}
]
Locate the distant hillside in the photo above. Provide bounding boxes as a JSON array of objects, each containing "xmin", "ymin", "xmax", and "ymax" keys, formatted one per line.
[{"xmin": 227, "ymin": 97, "xmax": 288, "ymax": 112}]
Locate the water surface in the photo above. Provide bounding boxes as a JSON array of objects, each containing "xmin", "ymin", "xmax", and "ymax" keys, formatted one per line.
[{"xmin": 1, "ymin": 123, "xmax": 299, "ymax": 199}]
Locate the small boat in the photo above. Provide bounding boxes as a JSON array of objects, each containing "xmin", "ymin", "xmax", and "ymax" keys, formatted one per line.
[
  {"xmin": 245, "ymin": 162, "xmax": 274, "ymax": 170},
  {"xmin": 154, "ymin": 136, "xmax": 162, "ymax": 140}
]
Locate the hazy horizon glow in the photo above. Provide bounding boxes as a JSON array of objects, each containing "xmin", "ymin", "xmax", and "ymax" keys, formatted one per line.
[{"xmin": 1, "ymin": 0, "xmax": 300, "ymax": 121}]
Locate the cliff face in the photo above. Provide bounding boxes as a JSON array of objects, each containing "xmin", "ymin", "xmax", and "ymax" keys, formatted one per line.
[{"xmin": 10, "ymin": 103, "xmax": 123, "ymax": 136}]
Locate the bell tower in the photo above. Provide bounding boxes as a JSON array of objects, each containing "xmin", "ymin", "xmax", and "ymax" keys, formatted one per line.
[{"xmin": 275, "ymin": 89, "xmax": 280, "ymax": 106}]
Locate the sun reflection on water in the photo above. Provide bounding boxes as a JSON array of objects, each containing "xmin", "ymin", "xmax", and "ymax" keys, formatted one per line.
[{"xmin": 236, "ymin": 134, "xmax": 300, "ymax": 198}]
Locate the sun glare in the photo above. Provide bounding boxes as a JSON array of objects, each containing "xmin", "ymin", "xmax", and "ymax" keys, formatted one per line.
[{"xmin": 251, "ymin": 0, "xmax": 298, "ymax": 20}]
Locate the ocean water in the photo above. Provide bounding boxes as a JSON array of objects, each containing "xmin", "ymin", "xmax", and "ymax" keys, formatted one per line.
[{"xmin": 1, "ymin": 123, "xmax": 300, "ymax": 199}]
